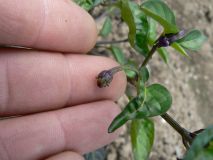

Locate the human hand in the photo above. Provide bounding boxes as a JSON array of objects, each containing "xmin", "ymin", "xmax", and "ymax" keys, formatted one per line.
[{"xmin": 0, "ymin": 0, "xmax": 126, "ymax": 160}]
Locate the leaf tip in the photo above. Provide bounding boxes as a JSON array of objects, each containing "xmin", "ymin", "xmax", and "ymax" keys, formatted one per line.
[
  {"xmin": 108, "ymin": 127, "xmax": 114, "ymax": 133},
  {"xmin": 108, "ymin": 112, "xmax": 129, "ymax": 133}
]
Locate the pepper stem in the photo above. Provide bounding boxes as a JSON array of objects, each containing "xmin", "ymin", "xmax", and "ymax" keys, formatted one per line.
[
  {"xmin": 140, "ymin": 43, "xmax": 159, "ymax": 68},
  {"xmin": 106, "ymin": 65, "xmax": 139, "ymax": 75},
  {"xmin": 161, "ymin": 113, "xmax": 193, "ymax": 147},
  {"xmin": 140, "ymin": 37, "xmax": 193, "ymax": 149}
]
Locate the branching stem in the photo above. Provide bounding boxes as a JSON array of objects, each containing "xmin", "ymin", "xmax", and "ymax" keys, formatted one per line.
[
  {"xmin": 161, "ymin": 113, "xmax": 193, "ymax": 144},
  {"xmin": 140, "ymin": 39, "xmax": 193, "ymax": 148},
  {"xmin": 140, "ymin": 43, "xmax": 158, "ymax": 68}
]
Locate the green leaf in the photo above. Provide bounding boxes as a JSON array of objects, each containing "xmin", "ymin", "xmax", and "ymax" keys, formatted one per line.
[
  {"xmin": 209, "ymin": 141, "xmax": 213, "ymax": 149},
  {"xmin": 74, "ymin": 0, "xmax": 103, "ymax": 11},
  {"xmin": 108, "ymin": 83, "xmax": 172, "ymax": 132},
  {"xmin": 141, "ymin": 0, "xmax": 179, "ymax": 34},
  {"xmin": 118, "ymin": 0, "xmax": 149, "ymax": 57},
  {"xmin": 135, "ymin": 83, "xmax": 172, "ymax": 118},
  {"xmin": 100, "ymin": 17, "xmax": 112, "ymax": 37},
  {"xmin": 157, "ymin": 47, "xmax": 169, "ymax": 63},
  {"xmin": 148, "ymin": 18, "xmax": 158, "ymax": 44},
  {"xmin": 110, "ymin": 45, "xmax": 125, "ymax": 64},
  {"xmin": 184, "ymin": 126, "xmax": 213, "ymax": 160},
  {"xmin": 137, "ymin": 67, "xmax": 149, "ymax": 95},
  {"xmin": 192, "ymin": 149, "xmax": 213, "ymax": 160},
  {"xmin": 126, "ymin": 70, "xmax": 137, "ymax": 79},
  {"xmin": 177, "ymin": 30, "xmax": 207, "ymax": 51},
  {"xmin": 171, "ymin": 42, "xmax": 189, "ymax": 57},
  {"xmin": 110, "ymin": 45, "xmax": 136, "ymax": 78},
  {"xmin": 131, "ymin": 119, "xmax": 154, "ymax": 160},
  {"xmin": 139, "ymin": 67, "xmax": 150, "ymax": 83}
]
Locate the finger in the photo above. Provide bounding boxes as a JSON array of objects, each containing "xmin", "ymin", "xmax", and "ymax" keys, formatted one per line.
[
  {"xmin": 45, "ymin": 151, "xmax": 84, "ymax": 160},
  {"xmin": 0, "ymin": 49, "xmax": 126, "ymax": 116},
  {"xmin": 0, "ymin": 0, "xmax": 97, "ymax": 53},
  {"xmin": 0, "ymin": 100, "xmax": 121, "ymax": 160}
]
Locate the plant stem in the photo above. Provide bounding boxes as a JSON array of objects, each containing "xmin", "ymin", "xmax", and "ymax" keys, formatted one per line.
[
  {"xmin": 107, "ymin": 65, "xmax": 139, "ymax": 75},
  {"xmin": 96, "ymin": 38, "xmax": 128, "ymax": 45},
  {"xmin": 161, "ymin": 113, "xmax": 193, "ymax": 144},
  {"xmin": 140, "ymin": 41, "xmax": 193, "ymax": 147},
  {"xmin": 140, "ymin": 43, "xmax": 158, "ymax": 68}
]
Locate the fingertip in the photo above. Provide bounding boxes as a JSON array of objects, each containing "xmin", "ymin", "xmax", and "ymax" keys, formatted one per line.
[
  {"xmin": 0, "ymin": 0, "xmax": 98, "ymax": 53},
  {"xmin": 79, "ymin": 8, "xmax": 98, "ymax": 53},
  {"xmin": 69, "ymin": 1, "xmax": 98, "ymax": 53},
  {"xmin": 35, "ymin": 0, "xmax": 98, "ymax": 53}
]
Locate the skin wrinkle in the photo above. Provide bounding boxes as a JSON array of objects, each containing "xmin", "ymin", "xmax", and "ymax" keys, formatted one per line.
[
  {"xmin": 54, "ymin": 111, "xmax": 82, "ymax": 155},
  {"xmin": 52, "ymin": 112, "xmax": 67, "ymax": 152},
  {"xmin": 29, "ymin": 0, "xmax": 47, "ymax": 48},
  {"xmin": 64, "ymin": 54, "xmax": 88, "ymax": 106},
  {"xmin": 0, "ymin": 56, "xmax": 10, "ymax": 115},
  {"xmin": 62, "ymin": 54, "xmax": 74, "ymax": 108},
  {"xmin": 64, "ymin": 55, "xmax": 88, "ymax": 106},
  {"xmin": 0, "ymin": 135, "xmax": 10, "ymax": 160},
  {"xmin": 5, "ymin": 57, "xmax": 11, "ymax": 115}
]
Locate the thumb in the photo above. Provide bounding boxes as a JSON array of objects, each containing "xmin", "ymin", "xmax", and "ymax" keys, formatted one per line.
[{"xmin": 45, "ymin": 151, "xmax": 84, "ymax": 160}]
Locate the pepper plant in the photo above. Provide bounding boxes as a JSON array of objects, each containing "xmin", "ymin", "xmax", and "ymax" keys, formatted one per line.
[{"xmin": 75, "ymin": 0, "xmax": 212, "ymax": 159}]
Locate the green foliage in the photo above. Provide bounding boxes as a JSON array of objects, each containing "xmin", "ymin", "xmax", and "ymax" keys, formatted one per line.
[
  {"xmin": 139, "ymin": 67, "xmax": 150, "ymax": 83},
  {"xmin": 117, "ymin": 0, "xmax": 149, "ymax": 57},
  {"xmin": 171, "ymin": 42, "xmax": 189, "ymax": 57},
  {"xmin": 110, "ymin": 45, "xmax": 136, "ymax": 78},
  {"xmin": 108, "ymin": 81, "xmax": 172, "ymax": 132},
  {"xmin": 148, "ymin": 18, "xmax": 157, "ymax": 44},
  {"xmin": 157, "ymin": 47, "xmax": 169, "ymax": 63},
  {"xmin": 100, "ymin": 17, "xmax": 112, "ymax": 37},
  {"xmin": 74, "ymin": 0, "xmax": 103, "ymax": 11},
  {"xmin": 110, "ymin": 45, "xmax": 125, "ymax": 64},
  {"xmin": 141, "ymin": 0, "xmax": 179, "ymax": 34},
  {"xmin": 131, "ymin": 119, "xmax": 154, "ymax": 160},
  {"xmin": 183, "ymin": 126, "xmax": 213, "ymax": 160},
  {"xmin": 136, "ymin": 83, "xmax": 172, "ymax": 118},
  {"xmin": 176, "ymin": 30, "xmax": 207, "ymax": 51}
]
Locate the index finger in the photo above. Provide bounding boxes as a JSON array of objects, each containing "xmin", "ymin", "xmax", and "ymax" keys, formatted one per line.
[{"xmin": 0, "ymin": 0, "xmax": 97, "ymax": 53}]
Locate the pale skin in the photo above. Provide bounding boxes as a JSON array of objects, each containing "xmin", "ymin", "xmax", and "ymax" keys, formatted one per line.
[{"xmin": 0, "ymin": 0, "xmax": 127, "ymax": 160}]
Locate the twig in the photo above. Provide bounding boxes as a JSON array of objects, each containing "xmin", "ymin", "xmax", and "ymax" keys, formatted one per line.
[
  {"xmin": 161, "ymin": 113, "xmax": 193, "ymax": 145},
  {"xmin": 139, "ymin": 36, "xmax": 193, "ymax": 149}
]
